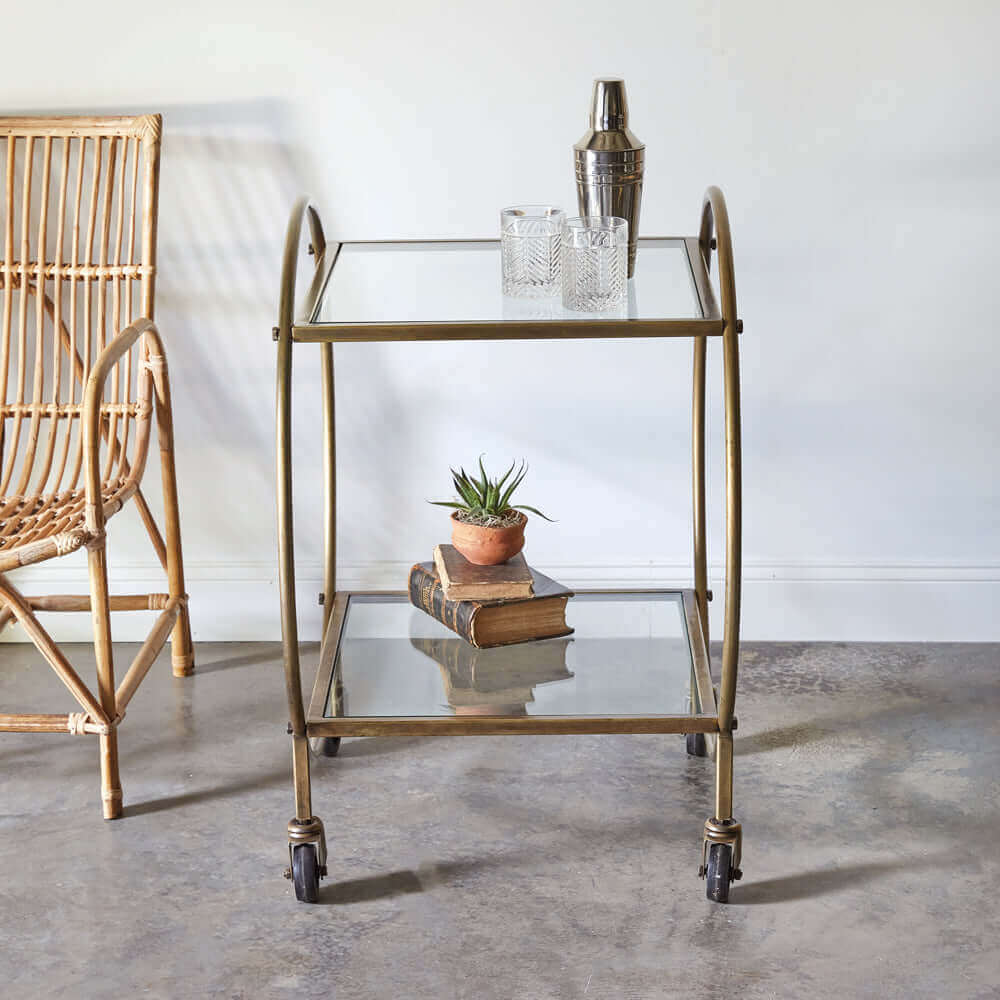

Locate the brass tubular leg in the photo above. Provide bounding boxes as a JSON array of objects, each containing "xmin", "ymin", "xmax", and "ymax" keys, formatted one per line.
[
  {"xmin": 149, "ymin": 343, "xmax": 194, "ymax": 677},
  {"xmin": 699, "ymin": 188, "xmax": 743, "ymax": 883},
  {"xmin": 692, "ymin": 331, "xmax": 709, "ymax": 652},
  {"xmin": 278, "ymin": 201, "xmax": 330, "ymax": 889},
  {"xmin": 291, "ymin": 733, "xmax": 312, "ymax": 821},
  {"xmin": 714, "ymin": 730, "xmax": 734, "ymax": 820},
  {"xmin": 276, "ymin": 322, "xmax": 305, "ymax": 738},
  {"xmin": 702, "ymin": 187, "xmax": 742, "ymax": 733},
  {"xmin": 321, "ymin": 340, "xmax": 336, "ymax": 641},
  {"xmin": 276, "ymin": 198, "xmax": 310, "ymax": 742},
  {"xmin": 88, "ymin": 543, "xmax": 122, "ymax": 819},
  {"xmin": 718, "ymin": 314, "xmax": 742, "ymax": 732}
]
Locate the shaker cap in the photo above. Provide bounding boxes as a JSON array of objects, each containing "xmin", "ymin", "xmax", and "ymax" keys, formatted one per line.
[{"xmin": 590, "ymin": 78, "xmax": 629, "ymax": 130}]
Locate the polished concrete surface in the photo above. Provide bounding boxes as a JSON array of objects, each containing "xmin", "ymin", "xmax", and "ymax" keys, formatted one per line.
[{"xmin": 1, "ymin": 640, "xmax": 998, "ymax": 999}]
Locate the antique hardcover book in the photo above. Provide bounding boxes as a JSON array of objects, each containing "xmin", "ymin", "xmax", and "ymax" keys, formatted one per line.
[
  {"xmin": 408, "ymin": 562, "xmax": 574, "ymax": 649},
  {"xmin": 433, "ymin": 544, "xmax": 534, "ymax": 601}
]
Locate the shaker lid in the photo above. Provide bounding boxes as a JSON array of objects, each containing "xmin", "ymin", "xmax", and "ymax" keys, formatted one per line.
[{"xmin": 590, "ymin": 78, "xmax": 629, "ymax": 130}]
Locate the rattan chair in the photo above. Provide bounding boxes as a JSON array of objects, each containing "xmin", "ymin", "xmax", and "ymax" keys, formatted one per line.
[{"xmin": 0, "ymin": 114, "xmax": 193, "ymax": 819}]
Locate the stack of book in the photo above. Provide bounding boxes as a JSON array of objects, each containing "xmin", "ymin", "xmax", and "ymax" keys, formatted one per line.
[{"xmin": 408, "ymin": 544, "xmax": 574, "ymax": 648}]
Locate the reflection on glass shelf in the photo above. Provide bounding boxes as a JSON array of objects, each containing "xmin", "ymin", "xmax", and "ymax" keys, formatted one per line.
[
  {"xmin": 411, "ymin": 637, "xmax": 575, "ymax": 717},
  {"xmin": 324, "ymin": 592, "xmax": 699, "ymax": 719},
  {"xmin": 315, "ymin": 239, "xmax": 700, "ymax": 325}
]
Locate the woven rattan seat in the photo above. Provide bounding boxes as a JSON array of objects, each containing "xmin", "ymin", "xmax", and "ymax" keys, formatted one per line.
[{"xmin": 0, "ymin": 483, "xmax": 130, "ymax": 568}]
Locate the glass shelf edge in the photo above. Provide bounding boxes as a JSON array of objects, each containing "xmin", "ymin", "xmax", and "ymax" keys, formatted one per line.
[
  {"xmin": 333, "ymin": 235, "xmax": 689, "ymax": 248},
  {"xmin": 305, "ymin": 714, "xmax": 721, "ymax": 736},
  {"xmin": 292, "ymin": 318, "xmax": 724, "ymax": 342}
]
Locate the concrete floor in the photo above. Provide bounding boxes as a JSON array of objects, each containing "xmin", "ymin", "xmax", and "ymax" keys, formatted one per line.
[{"xmin": 1, "ymin": 640, "xmax": 998, "ymax": 999}]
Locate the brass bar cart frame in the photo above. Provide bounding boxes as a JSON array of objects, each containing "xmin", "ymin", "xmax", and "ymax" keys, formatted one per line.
[{"xmin": 275, "ymin": 187, "xmax": 743, "ymax": 902}]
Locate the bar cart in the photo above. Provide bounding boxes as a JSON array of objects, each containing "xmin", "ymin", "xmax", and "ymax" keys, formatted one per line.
[{"xmin": 274, "ymin": 187, "xmax": 744, "ymax": 903}]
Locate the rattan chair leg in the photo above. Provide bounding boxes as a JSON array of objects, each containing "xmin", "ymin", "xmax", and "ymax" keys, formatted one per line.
[
  {"xmin": 99, "ymin": 729, "xmax": 122, "ymax": 820},
  {"xmin": 149, "ymin": 343, "xmax": 194, "ymax": 677},
  {"xmin": 87, "ymin": 541, "xmax": 122, "ymax": 819},
  {"xmin": 133, "ymin": 486, "xmax": 168, "ymax": 571},
  {"xmin": 172, "ymin": 605, "xmax": 195, "ymax": 678}
]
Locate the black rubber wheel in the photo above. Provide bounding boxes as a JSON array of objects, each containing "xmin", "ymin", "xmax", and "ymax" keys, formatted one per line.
[
  {"xmin": 292, "ymin": 843, "xmax": 320, "ymax": 903},
  {"xmin": 686, "ymin": 732, "xmax": 708, "ymax": 757},
  {"xmin": 705, "ymin": 842, "xmax": 733, "ymax": 903},
  {"xmin": 317, "ymin": 737, "xmax": 341, "ymax": 757}
]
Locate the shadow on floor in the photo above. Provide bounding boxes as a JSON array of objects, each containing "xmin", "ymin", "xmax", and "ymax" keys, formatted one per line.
[
  {"xmin": 322, "ymin": 868, "xmax": 424, "ymax": 905},
  {"xmin": 192, "ymin": 648, "xmax": 281, "ymax": 674},
  {"xmin": 123, "ymin": 768, "xmax": 289, "ymax": 817},
  {"xmin": 732, "ymin": 852, "xmax": 949, "ymax": 905},
  {"xmin": 736, "ymin": 691, "xmax": 986, "ymax": 757},
  {"xmin": 332, "ymin": 735, "xmax": 446, "ymax": 759},
  {"xmin": 321, "ymin": 855, "xmax": 526, "ymax": 905},
  {"xmin": 737, "ymin": 721, "xmax": 832, "ymax": 756}
]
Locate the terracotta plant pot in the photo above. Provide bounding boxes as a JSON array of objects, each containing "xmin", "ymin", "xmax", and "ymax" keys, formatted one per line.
[{"xmin": 450, "ymin": 511, "xmax": 527, "ymax": 566}]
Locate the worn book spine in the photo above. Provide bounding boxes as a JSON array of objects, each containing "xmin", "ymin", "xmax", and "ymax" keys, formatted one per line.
[{"xmin": 408, "ymin": 563, "xmax": 481, "ymax": 646}]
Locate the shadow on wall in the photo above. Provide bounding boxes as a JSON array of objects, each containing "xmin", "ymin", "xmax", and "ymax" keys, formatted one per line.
[
  {"xmin": 152, "ymin": 101, "xmax": 407, "ymax": 574},
  {"xmin": 153, "ymin": 100, "xmax": 318, "ymax": 558},
  {"xmin": 4, "ymin": 99, "xmax": 338, "ymax": 567}
]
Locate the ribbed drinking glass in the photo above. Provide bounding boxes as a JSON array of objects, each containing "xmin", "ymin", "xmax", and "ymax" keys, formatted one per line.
[
  {"xmin": 561, "ymin": 216, "xmax": 628, "ymax": 312},
  {"xmin": 500, "ymin": 205, "xmax": 565, "ymax": 298}
]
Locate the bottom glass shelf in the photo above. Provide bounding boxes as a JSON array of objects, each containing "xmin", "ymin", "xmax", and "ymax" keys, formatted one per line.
[{"xmin": 310, "ymin": 591, "xmax": 715, "ymax": 733}]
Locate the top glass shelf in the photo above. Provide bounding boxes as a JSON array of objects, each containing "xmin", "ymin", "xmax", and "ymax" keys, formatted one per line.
[{"xmin": 296, "ymin": 238, "xmax": 721, "ymax": 343}]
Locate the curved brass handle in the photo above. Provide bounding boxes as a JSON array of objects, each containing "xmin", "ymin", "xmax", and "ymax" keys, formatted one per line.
[
  {"xmin": 692, "ymin": 187, "xmax": 742, "ymax": 737},
  {"xmin": 276, "ymin": 198, "xmax": 327, "ymax": 743},
  {"xmin": 277, "ymin": 198, "xmax": 326, "ymax": 341}
]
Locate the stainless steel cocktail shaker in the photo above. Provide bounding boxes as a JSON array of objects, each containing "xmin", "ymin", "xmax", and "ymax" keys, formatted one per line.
[{"xmin": 574, "ymin": 78, "xmax": 645, "ymax": 277}]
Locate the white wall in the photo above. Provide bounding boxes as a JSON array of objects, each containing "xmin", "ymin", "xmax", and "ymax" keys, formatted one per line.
[{"xmin": 3, "ymin": 0, "xmax": 998, "ymax": 642}]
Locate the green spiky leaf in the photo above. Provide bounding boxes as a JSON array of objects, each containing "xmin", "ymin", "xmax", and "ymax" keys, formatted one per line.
[
  {"xmin": 513, "ymin": 504, "xmax": 555, "ymax": 522},
  {"xmin": 452, "ymin": 471, "xmax": 479, "ymax": 507},
  {"xmin": 499, "ymin": 462, "xmax": 528, "ymax": 510},
  {"xmin": 495, "ymin": 461, "xmax": 516, "ymax": 494},
  {"xmin": 430, "ymin": 457, "xmax": 554, "ymax": 524}
]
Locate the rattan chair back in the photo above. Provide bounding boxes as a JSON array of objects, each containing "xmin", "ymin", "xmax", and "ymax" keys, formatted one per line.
[{"xmin": 0, "ymin": 115, "xmax": 161, "ymax": 569}]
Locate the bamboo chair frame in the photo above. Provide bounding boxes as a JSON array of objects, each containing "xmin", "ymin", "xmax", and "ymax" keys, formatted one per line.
[{"xmin": 0, "ymin": 114, "xmax": 193, "ymax": 819}]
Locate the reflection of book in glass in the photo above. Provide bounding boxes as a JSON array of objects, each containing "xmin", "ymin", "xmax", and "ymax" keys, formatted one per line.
[{"xmin": 409, "ymin": 636, "xmax": 574, "ymax": 716}]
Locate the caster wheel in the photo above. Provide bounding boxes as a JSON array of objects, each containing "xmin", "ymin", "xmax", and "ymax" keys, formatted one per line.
[
  {"xmin": 316, "ymin": 737, "xmax": 340, "ymax": 757},
  {"xmin": 292, "ymin": 843, "xmax": 320, "ymax": 903},
  {"xmin": 686, "ymin": 732, "xmax": 708, "ymax": 757},
  {"xmin": 705, "ymin": 842, "xmax": 734, "ymax": 903}
]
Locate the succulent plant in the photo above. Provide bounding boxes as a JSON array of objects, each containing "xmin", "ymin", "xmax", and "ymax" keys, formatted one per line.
[{"xmin": 430, "ymin": 458, "xmax": 553, "ymax": 527}]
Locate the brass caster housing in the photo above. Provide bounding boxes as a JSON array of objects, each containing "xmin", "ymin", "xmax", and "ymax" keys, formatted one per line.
[
  {"xmin": 699, "ymin": 817, "xmax": 743, "ymax": 880},
  {"xmin": 699, "ymin": 817, "xmax": 742, "ymax": 903},
  {"xmin": 286, "ymin": 815, "xmax": 328, "ymax": 878},
  {"xmin": 286, "ymin": 815, "xmax": 328, "ymax": 903}
]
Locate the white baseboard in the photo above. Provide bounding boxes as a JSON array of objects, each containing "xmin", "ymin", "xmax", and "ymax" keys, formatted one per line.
[{"xmin": 1, "ymin": 560, "xmax": 997, "ymax": 643}]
